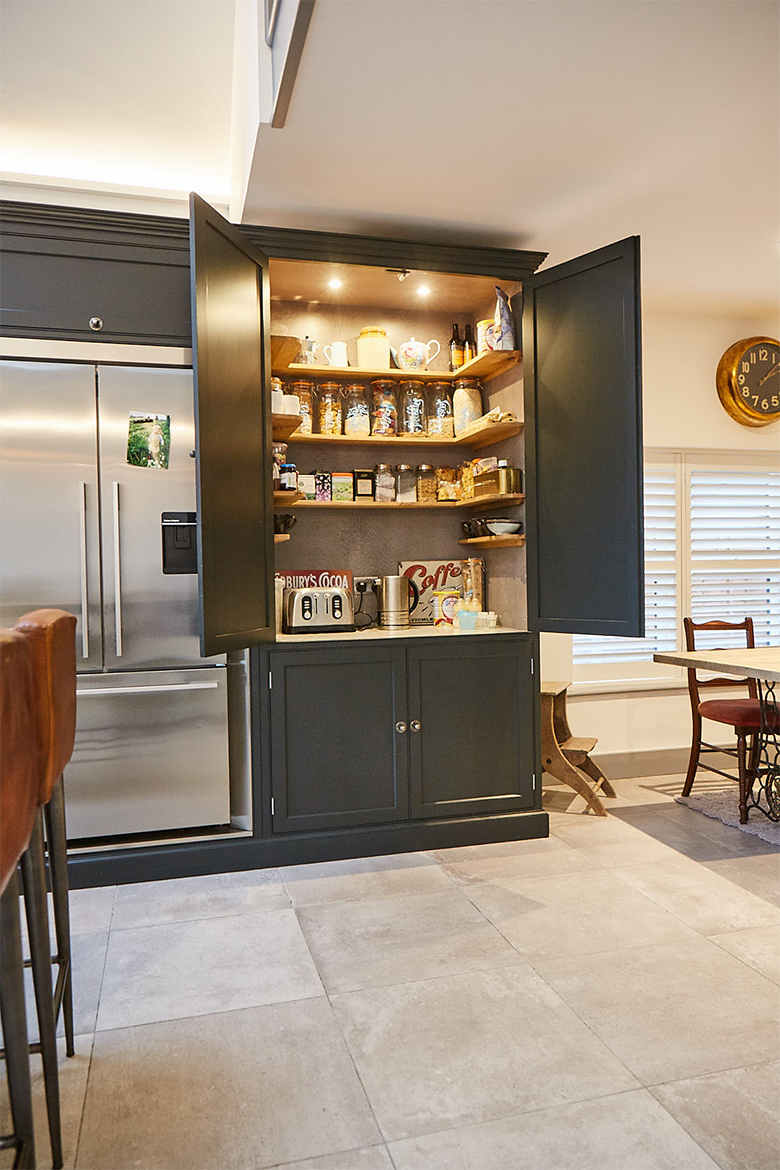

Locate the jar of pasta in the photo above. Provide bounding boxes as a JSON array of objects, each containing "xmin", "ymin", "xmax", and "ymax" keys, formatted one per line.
[
  {"xmin": 290, "ymin": 379, "xmax": 314, "ymax": 434},
  {"xmin": 317, "ymin": 382, "xmax": 343, "ymax": 435},
  {"xmin": 370, "ymin": 380, "xmax": 398, "ymax": 436},
  {"xmin": 427, "ymin": 382, "xmax": 454, "ymax": 438},
  {"xmin": 416, "ymin": 464, "xmax": 437, "ymax": 503},
  {"xmin": 343, "ymin": 383, "xmax": 370, "ymax": 436},
  {"xmin": 453, "ymin": 378, "xmax": 483, "ymax": 435}
]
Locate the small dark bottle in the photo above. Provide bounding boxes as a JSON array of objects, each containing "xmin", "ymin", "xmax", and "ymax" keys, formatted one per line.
[
  {"xmin": 449, "ymin": 324, "xmax": 465, "ymax": 371},
  {"xmin": 463, "ymin": 324, "xmax": 476, "ymax": 364}
]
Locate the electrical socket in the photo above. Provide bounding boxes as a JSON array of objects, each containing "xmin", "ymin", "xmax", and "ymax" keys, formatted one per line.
[{"xmin": 354, "ymin": 577, "xmax": 376, "ymax": 594}]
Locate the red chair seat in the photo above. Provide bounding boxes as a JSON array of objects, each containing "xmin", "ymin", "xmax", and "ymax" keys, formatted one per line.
[{"xmin": 698, "ymin": 697, "xmax": 779, "ymax": 730}]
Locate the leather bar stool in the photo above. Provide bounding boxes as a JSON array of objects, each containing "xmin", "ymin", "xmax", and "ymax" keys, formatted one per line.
[{"xmin": 0, "ymin": 629, "xmax": 40, "ymax": 1169}]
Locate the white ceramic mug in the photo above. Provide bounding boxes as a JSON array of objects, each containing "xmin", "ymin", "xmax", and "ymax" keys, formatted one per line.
[{"xmin": 323, "ymin": 341, "xmax": 348, "ymax": 367}]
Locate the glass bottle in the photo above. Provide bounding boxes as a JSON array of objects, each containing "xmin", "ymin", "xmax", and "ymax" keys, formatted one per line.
[
  {"xmin": 416, "ymin": 464, "xmax": 437, "ymax": 503},
  {"xmin": 462, "ymin": 324, "xmax": 476, "ymax": 364},
  {"xmin": 317, "ymin": 382, "xmax": 343, "ymax": 435},
  {"xmin": 453, "ymin": 378, "xmax": 483, "ymax": 435},
  {"xmin": 343, "ymin": 383, "xmax": 370, "ymax": 436},
  {"xmin": 370, "ymin": 380, "xmax": 398, "ymax": 436},
  {"xmin": 427, "ymin": 382, "xmax": 454, "ymax": 438},
  {"xmin": 290, "ymin": 379, "xmax": 314, "ymax": 434},
  {"xmin": 461, "ymin": 557, "xmax": 486, "ymax": 611},
  {"xmin": 449, "ymin": 324, "xmax": 465, "ymax": 372},
  {"xmin": 395, "ymin": 464, "xmax": 416, "ymax": 503},
  {"xmin": 398, "ymin": 380, "xmax": 426, "ymax": 434}
]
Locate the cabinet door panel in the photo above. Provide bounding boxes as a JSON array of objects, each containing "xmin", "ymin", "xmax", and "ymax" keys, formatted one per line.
[
  {"xmin": 189, "ymin": 194, "xmax": 275, "ymax": 656},
  {"xmin": 269, "ymin": 647, "xmax": 409, "ymax": 832},
  {"xmin": 408, "ymin": 638, "xmax": 536, "ymax": 819},
  {"xmin": 521, "ymin": 236, "xmax": 644, "ymax": 637}
]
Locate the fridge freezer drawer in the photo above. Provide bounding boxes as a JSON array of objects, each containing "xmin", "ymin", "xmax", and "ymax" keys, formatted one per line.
[{"xmin": 66, "ymin": 668, "xmax": 231, "ymax": 840}]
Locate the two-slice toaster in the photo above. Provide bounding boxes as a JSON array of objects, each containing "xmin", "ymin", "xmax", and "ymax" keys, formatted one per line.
[{"xmin": 282, "ymin": 587, "xmax": 355, "ymax": 634}]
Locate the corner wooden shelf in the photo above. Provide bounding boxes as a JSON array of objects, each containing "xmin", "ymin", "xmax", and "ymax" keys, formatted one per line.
[
  {"xmin": 458, "ymin": 534, "xmax": 526, "ymax": 549},
  {"xmin": 271, "ymin": 413, "xmax": 305, "ymax": 440},
  {"xmin": 275, "ymin": 416, "xmax": 523, "ymax": 449},
  {"xmin": 273, "ymin": 348, "xmax": 521, "ymax": 385},
  {"xmin": 271, "ymin": 335, "xmax": 302, "ymax": 369},
  {"xmin": 273, "ymin": 490, "xmax": 305, "ymax": 505},
  {"xmin": 289, "ymin": 493, "xmax": 524, "ymax": 511}
]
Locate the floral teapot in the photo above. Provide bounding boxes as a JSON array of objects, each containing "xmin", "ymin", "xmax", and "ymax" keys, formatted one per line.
[{"xmin": 392, "ymin": 336, "xmax": 441, "ymax": 371}]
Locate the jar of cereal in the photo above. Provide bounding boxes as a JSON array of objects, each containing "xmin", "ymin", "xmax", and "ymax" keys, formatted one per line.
[
  {"xmin": 398, "ymin": 380, "xmax": 426, "ymax": 434},
  {"xmin": 343, "ymin": 383, "xmax": 370, "ymax": 436},
  {"xmin": 453, "ymin": 378, "xmax": 483, "ymax": 435},
  {"xmin": 317, "ymin": 382, "xmax": 343, "ymax": 435},
  {"xmin": 427, "ymin": 382, "xmax": 454, "ymax": 438}
]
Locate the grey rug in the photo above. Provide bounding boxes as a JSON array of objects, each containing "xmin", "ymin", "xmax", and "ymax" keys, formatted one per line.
[{"xmin": 677, "ymin": 788, "xmax": 780, "ymax": 846}]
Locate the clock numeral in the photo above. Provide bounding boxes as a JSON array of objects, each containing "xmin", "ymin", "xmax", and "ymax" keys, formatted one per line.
[
  {"xmin": 742, "ymin": 361, "xmax": 750, "ymax": 373},
  {"xmin": 752, "ymin": 396, "xmax": 759, "ymax": 406},
  {"xmin": 762, "ymin": 399, "xmax": 769, "ymax": 411},
  {"xmin": 742, "ymin": 387, "xmax": 750, "ymax": 398},
  {"xmin": 759, "ymin": 348, "xmax": 768, "ymax": 361},
  {"xmin": 751, "ymin": 351, "xmax": 757, "ymax": 363},
  {"xmin": 772, "ymin": 396, "xmax": 779, "ymax": 407},
  {"xmin": 738, "ymin": 373, "xmax": 745, "ymax": 384}
]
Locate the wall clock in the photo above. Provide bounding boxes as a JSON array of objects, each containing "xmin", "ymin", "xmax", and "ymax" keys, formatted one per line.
[{"xmin": 716, "ymin": 336, "xmax": 780, "ymax": 427}]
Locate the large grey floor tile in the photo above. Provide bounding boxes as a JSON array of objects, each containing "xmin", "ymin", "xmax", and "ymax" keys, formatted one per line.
[
  {"xmin": 24, "ymin": 930, "xmax": 108, "ymax": 1041},
  {"xmin": 550, "ymin": 814, "xmax": 683, "ymax": 867},
  {"xmin": 281, "ymin": 852, "xmax": 453, "ymax": 908},
  {"xmin": 710, "ymin": 923, "xmax": 780, "ymax": 985},
  {"xmin": 68, "ymin": 886, "xmax": 116, "ymax": 935},
  {"xmin": 609, "ymin": 804, "xmax": 750, "ymax": 863},
  {"xmin": 268, "ymin": 1147, "xmax": 393, "ymax": 1170},
  {"xmin": 111, "ymin": 868, "xmax": 290, "ymax": 930},
  {"xmin": 330, "ymin": 965, "xmax": 638, "ymax": 1142},
  {"xmin": 465, "ymin": 868, "xmax": 697, "ymax": 962},
  {"xmin": 298, "ymin": 888, "xmax": 524, "ymax": 994},
  {"xmin": 76, "ymin": 1000, "xmax": 380, "ymax": 1170},
  {"xmin": 651, "ymin": 1060, "xmax": 780, "ymax": 1170},
  {"xmin": 96, "ymin": 908, "xmax": 322, "ymax": 1031},
  {"xmin": 537, "ymin": 935, "xmax": 780, "ymax": 1084},
  {"xmin": 388, "ymin": 1087, "xmax": 719, "ymax": 1169},
  {"xmin": 703, "ymin": 852, "xmax": 780, "ymax": 909},
  {"xmin": 0, "ymin": 1034, "xmax": 93, "ymax": 1170},
  {"xmin": 611, "ymin": 855, "xmax": 780, "ymax": 935},
  {"xmin": 429, "ymin": 835, "xmax": 597, "ymax": 884}
]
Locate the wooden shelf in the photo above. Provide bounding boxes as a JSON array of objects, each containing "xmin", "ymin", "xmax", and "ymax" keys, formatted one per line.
[
  {"xmin": 458, "ymin": 535, "xmax": 526, "ymax": 549},
  {"xmin": 271, "ymin": 413, "xmax": 305, "ymax": 440},
  {"xmin": 275, "ymin": 349, "xmax": 521, "ymax": 385},
  {"xmin": 278, "ymin": 416, "xmax": 522, "ymax": 449},
  {"xmin": 271, "ymin": 335, "xmax": 302, "ymax": 368},
  {"xmin": 289, "ymin": 493, "xmax": 524, "ymax": 511},
  {"xmin": 274, "ymin": 534, "xmax": 291, "ymax": 543},
  {"xmin": 273, "ymin": 490, "xmax": 305, "ymax": 505}
]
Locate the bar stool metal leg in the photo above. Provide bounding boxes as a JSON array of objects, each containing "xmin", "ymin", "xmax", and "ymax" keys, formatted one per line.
[
  {"xmin": 0, "ymin": 867, "xmax": 37, "ymax": 1170},
  {"xmin": 43, "ymin": 776, "xmax": 73, "ymax": 1058},
  {"xmin": 20, "ymin": 813, "xmax": 63, "ymax": 1170}
]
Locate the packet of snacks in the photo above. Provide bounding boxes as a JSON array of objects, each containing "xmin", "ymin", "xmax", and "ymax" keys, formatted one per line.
[
  {"xmin": 493, "ymin": 286, "xmax": 515, "ymax": 350},
  {"xmin": 459, "ymin": 460, "xmax": 475, "ymax": 500},
  {"xmin": 436, "ymin": 467, "xmax": 459, "ymax": 501}
]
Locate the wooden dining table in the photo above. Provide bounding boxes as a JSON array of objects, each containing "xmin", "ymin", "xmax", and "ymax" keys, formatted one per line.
[{"xmin": 653, "ymin": 646, "xmax": 780, "ymax": 822}]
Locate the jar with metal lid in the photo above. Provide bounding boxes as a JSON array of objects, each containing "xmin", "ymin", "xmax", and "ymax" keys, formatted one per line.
[
  {"xmin": 427, "ymin": 382, "xmax": 454, "ymax": 438},
  {"xmin": 343, "ymin": 383, "xmax": 370, "ymax": 436},
  {"xmin": 317, "ymin": 382, "xmax": 343, "ymax": 435},
  {"xmin": 271, "ymin": 376, "xmax": 284, "ymax": 395},
  {"xmin": 453, "ymin": 378, "xmax": 483, "ymax": 435},
  {"xmin": 370, "ymin": 380, "xmax": 398, "ymax": 436},
  {"xmin": 416, "ymin": 464, "xmax": 437, "ymax": 503},
  {"xmin": 395, "ymin": 464, "xmax": 416, "ymax": 503},
  {"xmin": 398, "ymin": 380, "xmax": 426, "ymax": 434},
  {"xmin": 279, "ymin": 463, "xmax": 298, "ymax": 492},
  {"xmin": 289, "ymin": 379, "xmax": 314, "ymax": 434},
  {"xmin": 357, "ymin": 325, "xmax": 390, "ymax": 370},
  {"xmin": 374, "ymin": 463, "xmax": 396, "ymax": 502}
]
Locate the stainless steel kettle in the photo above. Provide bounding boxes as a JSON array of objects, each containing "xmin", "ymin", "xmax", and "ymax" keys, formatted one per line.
[{"xmin": 375, "ymin": 575, "xmax": 420, "ymax": 628}]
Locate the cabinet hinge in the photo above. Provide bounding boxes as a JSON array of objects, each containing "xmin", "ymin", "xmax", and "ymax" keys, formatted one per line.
[
  {"xmin": 268, "ymin": 670, "xmax": 273, "ymax": 690},
  {"xmin": 270, "ymin": 797, "xmax": 275, "ymax": 816}
]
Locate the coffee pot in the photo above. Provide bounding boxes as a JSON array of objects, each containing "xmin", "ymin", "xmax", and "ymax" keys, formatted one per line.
[{"xmin": 374, "ymin": 575, "xmax": 420, "ymax": 628}]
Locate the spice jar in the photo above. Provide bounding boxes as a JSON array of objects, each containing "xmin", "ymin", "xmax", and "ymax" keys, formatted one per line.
[
  {"xmin": 272, "ymin": 442, "xmax": 288, "ymax": 489},
  {"xmin": 343, "ymin": 383, "xmax": 370, "ymax": 436},
  {"xmin": 317, "ymin": 382, "xmax": 343, "ymax": 435},
  {"xmin": 398, "ymin": 380, "xmax": 426, "ymax": 434},
  {"xmin": 427, "ymin": 382, "xmax": 454, "ymax": 438},
  {"xmin": 279, "ymin": 462, "xmax": 298, "ymax": 491},
  {"xmin": 374, "ymin": 463, "xmax": 396, "ymax": 502},
  {"xmin": 453, "ymin": 378, "xmax": 483, "ymax": 435},
  {"xmin": 290, "ymin": 379, "xmax": 314, "ymax": 434},
  {"xmin": 416, "ymin": 464, "xmax": 437, "ymax": 503},
  {"xmin": 370, "ymin": 380, "xmax": 398, "ymax": 436},
  {"xmin": 395, "ymin": 464, "xmax": 416, "ymax": 503}
]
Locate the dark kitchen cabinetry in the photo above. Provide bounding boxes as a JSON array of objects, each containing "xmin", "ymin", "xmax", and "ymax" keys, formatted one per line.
[{"xmin": 262, "ymin": 634, "xmax": 536, "ymax": 836}]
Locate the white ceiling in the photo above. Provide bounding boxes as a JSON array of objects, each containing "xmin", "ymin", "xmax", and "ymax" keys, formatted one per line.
[{"xmin": 1, "ymin": 0, "xmax": 778, "ymax": 318}]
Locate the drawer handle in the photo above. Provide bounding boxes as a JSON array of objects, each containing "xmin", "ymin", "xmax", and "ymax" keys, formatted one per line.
[
  {"xmin": 410, "ymin": 720, "xmax": 422, "ymax": 732},
  {"xmin": 395, "ymin": 721, "xmax": 407, "ymax": 734}
]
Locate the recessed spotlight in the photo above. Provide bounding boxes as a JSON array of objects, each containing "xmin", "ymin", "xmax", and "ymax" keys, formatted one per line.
[
  {"xmin": 328, "ymin": 278, "xmax": 343, "ymax": 290},
  {"xmin": 417, "ymin": 285, "xmax": 431, "ymax": 297}
]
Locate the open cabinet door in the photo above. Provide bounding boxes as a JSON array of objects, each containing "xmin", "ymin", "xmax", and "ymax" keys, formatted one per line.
[
  {"xmin": 520, "ymin": 236, "xmax": 644, "ymax": 637},
  {"xmin": 189, "ymin": 193, "xmax": 275, "ymax": 655}
]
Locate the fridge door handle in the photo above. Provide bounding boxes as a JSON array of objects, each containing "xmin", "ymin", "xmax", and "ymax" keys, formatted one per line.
[
  {"xmin": 76, "ymin": 682, "xmax": 220, "ymax": 697},
  {"xmin": 78, "ymin": 481, "xmax": 89, "ymax": 659},
  {"xmin": 112, "ymin": 481, "xmax": 123, "ymax": 656}
]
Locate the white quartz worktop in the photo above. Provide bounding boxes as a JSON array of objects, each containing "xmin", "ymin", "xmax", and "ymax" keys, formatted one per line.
[
  {"xmin": 276, "ymin": 625, "xmax": 527, "ymax": 644},
  {"xmin": 653, "ymin": 646, "xmax": 780, "ymax": 683}
]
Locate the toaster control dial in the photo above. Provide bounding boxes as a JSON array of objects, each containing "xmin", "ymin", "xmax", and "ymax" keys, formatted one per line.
[
  {"xmin": 302, "ymin": 596, "xmax": 313, "ymax": 620},
  {"xmin": 332, "ymin": 595, "xmax": 342, "ymax": 619}
]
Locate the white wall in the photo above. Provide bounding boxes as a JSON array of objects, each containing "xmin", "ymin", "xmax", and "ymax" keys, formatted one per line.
[{"xmin": 560, "ymin": 306, "xmax": 780, "ymax": 773}]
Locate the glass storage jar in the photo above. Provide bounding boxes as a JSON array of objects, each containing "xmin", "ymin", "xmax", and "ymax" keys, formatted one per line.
[
  {"xmin": 395, "ymin": 464, "xmax": 416, "ymax": 503},
  {"xmin": 317, "ymin": 382, "xmax": 343, "ymax": 435},
  {"xmin": 343, "ymin": 383, "xmax": 370, "ymax": 436},
  {"xmin": 398, "ymin": 380, "xmax": 426, "ymax": 434},
  {"xmin": 416, "ymin": 464, "xmax": 437, "ymax": 503},
  {"xmin": 453, "ymin": 378, "xmax": 483, "ymax": 435},
  {"xmin": 370, "ymin": 380, "xmax": 398, "ymax": 436},
  {"xmin": 374, "ymin": 463, "xmax": 396, "ymax": 502},
  {"xmin": 427, "ymin": 382, "xmax": 454, "ymax": 438},
  {"xmin": 289, "ymin": 379, "xmax": 314, "ymax": 434}
]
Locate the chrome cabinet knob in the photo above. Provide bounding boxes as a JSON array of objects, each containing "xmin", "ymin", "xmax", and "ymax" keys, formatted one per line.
[
  {"xmin": 395, "ymin": 721, "xmax": 407, "ymax": 734},
  {"xmin": 89, "ymin": 317, "xmax": 103, "ymax": 331},
  {"xmin": 410, "ymin": 720, "xmax": 422, "ymax": 732}
]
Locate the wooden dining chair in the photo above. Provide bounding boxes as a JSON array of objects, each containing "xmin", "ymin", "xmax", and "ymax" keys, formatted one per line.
[{"xmin": 682, "ymin": 617, "xmax": 766, "ymax": 823}]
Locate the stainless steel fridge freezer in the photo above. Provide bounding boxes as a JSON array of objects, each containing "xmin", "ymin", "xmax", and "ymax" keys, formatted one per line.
[{"xmin": 0, "ymin": 357, "xmax": 233, "ymax": 839}]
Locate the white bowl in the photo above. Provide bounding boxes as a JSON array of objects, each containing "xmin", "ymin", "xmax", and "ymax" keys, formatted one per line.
[{"xmin": 485, "ymin": 519, "xmax": 522, "ymax": 536}]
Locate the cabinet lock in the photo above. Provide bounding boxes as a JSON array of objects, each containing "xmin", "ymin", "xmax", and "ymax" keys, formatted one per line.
[{"xmin": 395, "ymin": 721, "xmax": 407, "ymax": 734}]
